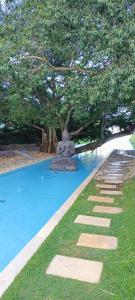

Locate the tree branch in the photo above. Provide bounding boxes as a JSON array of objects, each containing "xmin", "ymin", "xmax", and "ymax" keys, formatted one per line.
[
  {"xmin": 70, "ymin": 126, "xmax": 84, "ymax": 137},
  {"xmin": 23, "ymin": 55, "xmax": 99, "ymax": 75},
  {"xmin": 70, "ymin": 120, "xmax": 93, "ymax": 137},
  {"xmin": 32, "ymin": 124, "xmax": 46, "ymax": 133},
  {"xmin": 64, "ymin": 106, "xmax": 74, "ymax": 130}
]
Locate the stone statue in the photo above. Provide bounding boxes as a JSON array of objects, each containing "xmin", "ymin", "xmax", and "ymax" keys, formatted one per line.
[
  {"xmin": 56, "ymin": 130, "xmax": 75, "ymax": 157},
  {"xmin": 51, "ymin": 130, "xmax": 77, "ymax": 171}
]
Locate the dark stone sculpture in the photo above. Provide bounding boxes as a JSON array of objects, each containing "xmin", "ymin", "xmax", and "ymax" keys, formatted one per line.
[{"xmin": 51, "ymin": 130, "xmax": 77, "ymax": 171}]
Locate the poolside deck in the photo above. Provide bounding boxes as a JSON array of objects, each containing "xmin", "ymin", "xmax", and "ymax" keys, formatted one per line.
[{"xmin": 0, "ymin": 149, "xmax": 53, "ymax": 174}]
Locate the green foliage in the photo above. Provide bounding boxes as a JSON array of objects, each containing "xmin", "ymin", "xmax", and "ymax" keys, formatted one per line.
[
  {"xmin": 0, "ymin": 0, "xmax": 135, "ymax": 141},
  {"xmin": 130, "ymin": 134, "xmax": 135, "ymax": 148}
]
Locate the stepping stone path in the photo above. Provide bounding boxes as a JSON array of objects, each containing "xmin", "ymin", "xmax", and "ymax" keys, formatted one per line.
[
  {"xmin": 74, "ymin": 215, "xmax": 111, "ymax": 228},
  {"xmin": 46, "ymin": 157, "xmax": 124, "ymax": 286},
  {"xmin": 93, "ymin": 206, "xmax": 123, "ymax": 214},
  {"xmin": 88, "ymin": 195, "xmax": 114, "ymax": 203},
  {"xmin": 96, "ymin": 184, "xmax": 117, "ymax": 189},
  {"xmin": 100, "ymin": 190, "xmax": 123, "ymax": 196},
  {"xmin": 77, "ymin": 233, "xmax": 118, "ymax": 250},
  {"xmin": 46, "ymin": 255, "xmax": 103, "ymax": 283}
]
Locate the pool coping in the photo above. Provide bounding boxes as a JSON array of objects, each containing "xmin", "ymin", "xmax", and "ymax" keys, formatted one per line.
[{"xmin": 0, "ymin": 152, "xmax": 111, "ymax": 298}]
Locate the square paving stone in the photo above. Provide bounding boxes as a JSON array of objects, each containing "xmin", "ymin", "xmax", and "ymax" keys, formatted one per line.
[
  {"xmin": 93, "ymin": 205, "xmax": 123, "ymax": 214},
  {"xmin": 96, "ymin": 184, "xmax": 117, "ymax": 189},
  {"xmin": 88, "ymin": 195, "xmax": 114, "ymax": 203},
  {"xmin": 77, "ymin": 233, "xmax": 118, "ymax": 250},
  {"xmin": 100, "ymin": 190, "xmax": 123, "ymax": 195},
  {"xmin": 46, "ymin": 255, "xmax": 103, "ymax": 283},
  {"xmin": 74, "ymin": 215, "xmax": 111, "ymax": 227}
]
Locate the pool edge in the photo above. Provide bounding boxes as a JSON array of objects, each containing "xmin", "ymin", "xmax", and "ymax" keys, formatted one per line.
[{"xmin": 0, "ymin": 151, "xmax": 111, "ymax": 298}]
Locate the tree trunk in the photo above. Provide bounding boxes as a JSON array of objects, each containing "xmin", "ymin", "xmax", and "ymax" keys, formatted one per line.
[
  {"xmin": 40, "ymin": 129, "xmax": 48, "ymax": 152},
  {"xmin": 32, "ymin": 124, "xmax": 58, "ymax": 153},
  {"xmin": 47, "ymin": 127, "xmax": 58, "ymax": 153},
  {"xmin": 40, "ymin": 127, "xmax": 58, "ymax": 153}
]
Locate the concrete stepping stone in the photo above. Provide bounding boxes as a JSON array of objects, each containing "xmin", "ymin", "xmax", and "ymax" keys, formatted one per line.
[
  {"xmin": 109, "ymin": 163, "xmax": 122, "ymax": 167},
  {"xmin": 96, "ymin": 184, "xmax": 117, "ymax": 189},
  {"xmin": 93, "ymin": 205, "xmax": 123, "ymax": 214},
  {"xmin": 104, "ymin": 170, "xmax": 123, "ymax": 173},
  {"xmin": 104, "ymin": 172, "xmax": 123, "ymax": 175},
  {"xmin": 88, "ymin": 195, "xmax": 114, "ymax": 203},
  {"xmin": 77, "ymin": 233, "xmax": 118, "ymax": 250},
  {"xmin": 108, "ymin": 166, "xmax": 124, "ymax": 169},
  {"xmin": 74, "ymin": 215, "xmax": 111, "ymax": 228},
  {"xmin": 99, "ymin": 172, "xmax": 123, "ymax": 176},
  {"xmin": 46, "ymin": 255, "xmax": 103, "ymax": 283},
  {"xmin": 104, "ymin": 172, "xmax": 123, "ymax": 176},
  {"xmin": 103, "ymin": 179, "xmax": 123, "ymax": 184},
  {"xmin": 102, "ymin": 175, "xmax": 122, "ymax": 180},
  {"xmin": 105, "ymin": 170, "xmax": 123, "ymax": 173},
  {"xmin": 106, "ymin": 172, "xmax": 123, "ymax": 175},
  {"xmin": 108, "ymin": 165, "xmax": 124, "ymax": 168},
  {"xmin": 110, "ymin": 161, "xmax": 128, "ymax": 166},
  {"xmin": 100, "ymin": 190, "xmax": 123, "ymax": 195},
  {"xmin": 101, "ymin": 174, "xmax": 123, "ymax": 178},
  {"xmin": 109, "ymin": 162, "xmax": 121, "ymax": 165},
  {"xmin": 108, "ymin": 169, "xmax": 124, "ymax": 172}
]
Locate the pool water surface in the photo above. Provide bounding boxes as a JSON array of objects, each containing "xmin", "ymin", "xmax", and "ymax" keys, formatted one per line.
[{"xmin": 0, "ymin": 152, "xmax": 103, "ymax": 272}]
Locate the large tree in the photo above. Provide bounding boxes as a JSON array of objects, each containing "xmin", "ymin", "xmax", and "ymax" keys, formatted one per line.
[{"xmin": 1, "ymin": 0, "xmax": 135, "ymax": 152}]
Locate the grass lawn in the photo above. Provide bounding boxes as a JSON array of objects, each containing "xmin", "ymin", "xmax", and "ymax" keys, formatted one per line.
[{"xmin": 2, "ymin": 178, "xmax": 135, "ymax": 300}]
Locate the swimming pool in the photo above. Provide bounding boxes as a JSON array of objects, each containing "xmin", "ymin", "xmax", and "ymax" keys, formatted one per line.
[{"xmin": 0, "ymin": 152, "xmax": 103, "ymax": 272}]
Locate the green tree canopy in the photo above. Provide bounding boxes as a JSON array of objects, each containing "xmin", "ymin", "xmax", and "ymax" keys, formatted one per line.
[{"xmin": 1, "ymin": 0, "xmax": 135, "ymax": 152}]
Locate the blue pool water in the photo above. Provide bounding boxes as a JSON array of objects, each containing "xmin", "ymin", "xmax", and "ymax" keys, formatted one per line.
[{"xmin": 0, "ymin": 152, "xmax": 103, "ymax": 272}]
